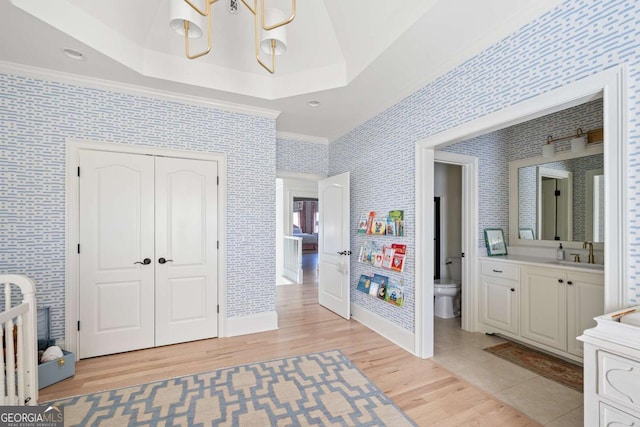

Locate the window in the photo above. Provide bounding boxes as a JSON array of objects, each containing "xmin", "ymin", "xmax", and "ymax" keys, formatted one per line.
[
  {"xmin": 314, "ymin": 211, "xmax": 319, "ymax": 233},
  {"xmin": 293, "ymin": 212, "xmax": 301, "ymax": 228}
]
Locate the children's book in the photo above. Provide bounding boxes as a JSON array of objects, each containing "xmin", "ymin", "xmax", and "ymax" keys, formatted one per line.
[
  {"xmin": 373, "ymin": 274, "xmax": 389, "ymax": 300},
  {"xmin": 365, "ymin": 211, "xmax": 376, "ymax": 235},
  {"xmin": 357, "ymin": 213, "xmax": 369, "ymax": 234},
  {"xmin": 372, "ymin": 248, "xmax": 384, "ymax": 267},
  {"xmin": 356, "ymin": 274, "xmax": 372, "ymax": 294},
  {"xmin": 381, "ymin": 247, "xmax": 395, "ymax": 269},
  {"xmin": 390, "ymin": 254, "xmax": 405, "ymax": 272},
  {"xmin": 390, "ymin": 243, "xmax": 407, "ymax": 272},
  {"xmin": 386, "ymin": 217, "xmax": 396, "ymax": 236},
  {"xmin": 385, "ymin": 278, "xmax": 404, "ymax": 307},
  {"xmin": 358, "ymin": 241, "xmax": 378, "ymax": 264},
  {"xmin": 368, "ymin": 281, "xmax": 380, "ymax": 297},
  {"xmin": 388, "ymin": 210, "xmax": 404, "ymax": 236},
  {"xmin": 371, "ymin": 218, "xmax": 387, "ymax": 235}
]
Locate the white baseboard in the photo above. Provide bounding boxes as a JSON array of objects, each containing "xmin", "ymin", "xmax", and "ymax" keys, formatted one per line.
[
  {"xmin": 225, "ymin": 311, "xmax": 279, "ymax": 337},
  {"xmin": 351, "ymin": 305, "xmax": 415, "ymax": 355}
]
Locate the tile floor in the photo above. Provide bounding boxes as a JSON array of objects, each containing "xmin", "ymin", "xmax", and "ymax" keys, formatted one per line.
[{"xmin": 433, "ymin": 316, "xmax": 584, "ymax": 426}]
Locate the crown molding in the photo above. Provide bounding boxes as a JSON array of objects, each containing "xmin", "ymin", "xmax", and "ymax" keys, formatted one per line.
[
  {"xmin": 276, "ymin": 132, "xmax": 329, "ymax": 145},
  {"xmin": 0, "ymin": 61, "xmax": 281, "ymax": 119}
]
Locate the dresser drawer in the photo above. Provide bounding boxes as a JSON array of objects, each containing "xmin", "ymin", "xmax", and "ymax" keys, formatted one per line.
[
  {"xmin": 600, "ymin": 402, "xmax": 640, "ymax": 426},
  {"xmin": 480, "ymin": 261, "xmax": 518, "ymax": 280},
  {"xmin": 598, "ymin": 350, "xmax": 640, "ymax": 414}
]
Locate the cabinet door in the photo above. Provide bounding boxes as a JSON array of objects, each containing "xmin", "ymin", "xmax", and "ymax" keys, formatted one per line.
[
  {"xmin": 567, "ymin": 272, "xmax": 604, "ymax": 357},
  {"xmin": 520, "ymin": 267, "xmax": 567, "ymax": 350},
  {"xmin": 480, "ymin": 275, "xmax": 518, "ymax": 334}
]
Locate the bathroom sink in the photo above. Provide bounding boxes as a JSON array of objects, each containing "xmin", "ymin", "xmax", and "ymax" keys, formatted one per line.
[{"xmin": 547, "ymin": 260, "xmax": 604, "ymax": 270}]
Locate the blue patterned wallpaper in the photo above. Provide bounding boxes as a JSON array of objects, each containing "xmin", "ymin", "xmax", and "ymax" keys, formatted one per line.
[
  {"xmin": 0, "ymin": 73, "xmax": 277, "ymax": 340},
  {"xmin": 330, "ymin": 0, "xmax": 640, "ymax": 333},
  {"xmin": 276, "ymin": 138, "xmax": 328, "ymax": 176}
]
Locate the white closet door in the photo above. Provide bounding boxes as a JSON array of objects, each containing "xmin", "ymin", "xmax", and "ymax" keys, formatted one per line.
[
  {"xmin": 79, "ymin": 150, "xmax": 155, "ymax": 359},
  {"xmin": 155, "ymin": 157, "xmax": 218, "ymax": 346}
]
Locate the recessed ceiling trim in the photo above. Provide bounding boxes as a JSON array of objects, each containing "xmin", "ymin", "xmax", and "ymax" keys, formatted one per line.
[
  {"xmin": 276, "ymin": 132, "xmax": 329, "ymax": 145},
  {"xmin": 0, "ymin": 60, "xmax": 281, "ymax": 119}
]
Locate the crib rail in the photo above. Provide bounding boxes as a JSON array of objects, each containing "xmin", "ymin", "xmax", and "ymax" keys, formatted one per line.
[{"xmin": 0, "ymin": 275, "xmax": 38, "ymax": 405}]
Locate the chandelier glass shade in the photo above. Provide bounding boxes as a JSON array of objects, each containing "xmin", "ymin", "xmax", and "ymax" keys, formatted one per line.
[{"xmin": 169, "ymin": 0, "xmax": 296, "ymax": 74}]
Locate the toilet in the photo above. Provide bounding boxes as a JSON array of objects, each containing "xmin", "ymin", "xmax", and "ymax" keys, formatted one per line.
[{"xmin": 434, "ymin": 257, "xmax": 462, "ymax": 319}]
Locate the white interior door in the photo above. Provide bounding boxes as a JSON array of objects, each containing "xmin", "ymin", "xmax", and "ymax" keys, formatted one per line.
[
  {"xmin": 79, "ymin": 150, "xmax": 155, "ymax": 358},
  {"xmin": 155, "ymin": 157, "xmax": 218, "ymax": 346},
  {"xmin": 318, "ymin": 172, "xmax": 350, "ymax": 319}
]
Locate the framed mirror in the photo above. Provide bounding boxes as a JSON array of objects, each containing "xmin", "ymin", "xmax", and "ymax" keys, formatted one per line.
[
  {"xmin": 509, "ymin": 144, "xmax": 604, "ymax": 246},
  {"xmin": 484, "ymin": 228, "xmax": 507, "ymax": 256}
]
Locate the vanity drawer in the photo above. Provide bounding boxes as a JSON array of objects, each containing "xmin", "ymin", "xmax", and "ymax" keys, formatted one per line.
[
  {"xmin": 480, "ymin": 261, "xmax": 518, "ymax": 280},
  {"xmin": 598, "ymin": 350, "xmax": 640, "ymax": 414}
]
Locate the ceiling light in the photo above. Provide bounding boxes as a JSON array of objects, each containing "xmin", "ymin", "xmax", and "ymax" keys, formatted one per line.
[
  {"xmin": 170, "ymin": 0, "xmax": 296, "ymax": 74},
  {"xmin": 307, "ymin": 100, "xmax": 320, "ymax": 108},
  {"xmin": 62, "ymin": 48, "xmax": 85, "ymax": 61}
]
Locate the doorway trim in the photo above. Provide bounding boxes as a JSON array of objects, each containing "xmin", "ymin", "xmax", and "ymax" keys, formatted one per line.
[
  {"xmin": 65, "ymin": 139, "xmax": 228, "ymax": 358},
  {"xmin": 415, "ymin": 65, "xmax": 627, "ymax": 359}
]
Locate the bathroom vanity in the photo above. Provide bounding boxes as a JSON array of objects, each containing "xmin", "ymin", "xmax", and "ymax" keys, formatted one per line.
[{"xmin": 479, "ymin": 256, "xmax": 604, "ymax": 362}]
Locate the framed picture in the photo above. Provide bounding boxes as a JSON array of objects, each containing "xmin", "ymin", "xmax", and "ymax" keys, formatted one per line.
[
  {"xmin": 518, "ymin": 228, "xmax": 535, "ymax": 240},
  {"xmin": 484, "ymin": 228, "xmax": 507, "ymax": 256}
]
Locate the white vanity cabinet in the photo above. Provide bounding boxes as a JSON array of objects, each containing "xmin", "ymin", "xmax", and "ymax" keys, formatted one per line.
[
  {"xmin": 479, "ymin": 257, "xmax": 604, "ymax": 361},
  {"xmin": 520, "ymin": 266, "xmax": 567, "ymax": 350},
  {"xmin": 479, "ymin": 259, "xmax": 519, "ymax": 334},
  {"xmin": 520, "ymin": 266, "xmax": 604, "ymax": 357}
]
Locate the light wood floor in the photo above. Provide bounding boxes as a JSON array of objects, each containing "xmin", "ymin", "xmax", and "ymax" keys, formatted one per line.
[{"xmin": 39, "ymin": 281, "xmax": 540, "ymax": 426}]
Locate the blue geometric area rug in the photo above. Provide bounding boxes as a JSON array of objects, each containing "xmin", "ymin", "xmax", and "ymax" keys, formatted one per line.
[{"xmin": 47, "ymin": 350, "xmax": 416, "ymax": 426}]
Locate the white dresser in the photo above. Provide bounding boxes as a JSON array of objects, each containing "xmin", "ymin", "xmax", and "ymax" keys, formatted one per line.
[{"xmin": 579, "ymin": 307, "xmax": 640, "ymax": 426}]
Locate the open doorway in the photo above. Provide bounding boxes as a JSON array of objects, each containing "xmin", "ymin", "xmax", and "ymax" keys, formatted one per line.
[
  {"xmin": 293, "ymin": 197, "xmax": 319, "ymax": 284},
  {"xmin": 433, "ymin": 163, "xmax": 463, "ymax": 329},
  {"xmin": 275, "ymin": 174, "xmax": 324, "ymax": 286},
  {"xmin": 415, "ymin": 66, "xmax": 626, "ymax": 360}
]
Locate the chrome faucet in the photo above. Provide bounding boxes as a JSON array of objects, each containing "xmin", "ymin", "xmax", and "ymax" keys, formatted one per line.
[{"xmin": 583, "ymin": 241, "xmax": 595, "ymax": 264}]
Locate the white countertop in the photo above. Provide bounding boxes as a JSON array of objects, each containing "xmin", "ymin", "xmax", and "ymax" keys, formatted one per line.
[{"xmin": 479, "ymin": 254, "xmax": 604, "ymax": 273}]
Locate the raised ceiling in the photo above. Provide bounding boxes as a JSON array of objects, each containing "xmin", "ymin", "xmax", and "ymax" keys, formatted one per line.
[{"xmin": 2, "ymin": 0, "xmax": 563, "ymax": 141}]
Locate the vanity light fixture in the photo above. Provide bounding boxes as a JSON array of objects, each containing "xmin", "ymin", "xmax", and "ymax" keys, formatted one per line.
[
  {"xmin": 544, "ymin": 128, "xmax": 594, "ymax": 157},
  {"xmin": 542, "ymin": 138, "xmax": 554, "ymax": 158},
  {"xmin": 169, "ymin": 0, "xmax": 296, "ymax": 74}
]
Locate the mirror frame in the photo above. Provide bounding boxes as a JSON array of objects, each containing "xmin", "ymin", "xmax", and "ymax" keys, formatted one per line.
[{"xmin": 509, "ymin": 144, "xmax": 604, "ymax": 249}]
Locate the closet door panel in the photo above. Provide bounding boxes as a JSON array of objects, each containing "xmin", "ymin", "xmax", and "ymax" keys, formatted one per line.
[
  {"xmin": 155, "ymin": 157, "xmax": 218, "ymax": 346},
  {"xmin": 79, "ymin": 150, "xmax": 155, "ymax": 358}
]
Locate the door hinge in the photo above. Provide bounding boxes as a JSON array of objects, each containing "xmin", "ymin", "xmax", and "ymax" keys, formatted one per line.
[
  {"xmin": 217, "ymin": 241, "xmax": 219, "ymax": 250},
  {"xmin": 555, "ymin": 189, "xmax": 561, "ymax": 197},
  {"xmin": 217, "ymin": 176, "xmax": 219, "ymax": 185},
  {"xmin": 77, "ymin": 244, "xmax": 80, "ymax": 254},
  {"xmin": 77, "ymin": 166, "xmax": 80, "ymax": 177},
  {"xmin": 461, "ymin": 252, "xmax": 465, "ymax": 258},
  {"xmin": 217, "ymin": 305, "xmax": 220, "ymax": 314},
  {"xmin": 77, "ymin": 321, "xmax": 80, "ymax": 331}
]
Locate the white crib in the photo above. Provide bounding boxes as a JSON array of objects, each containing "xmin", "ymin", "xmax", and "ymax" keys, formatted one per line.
[{"xmin": 0, "ymin": 275, "xmax": 38, "ymax": 405}]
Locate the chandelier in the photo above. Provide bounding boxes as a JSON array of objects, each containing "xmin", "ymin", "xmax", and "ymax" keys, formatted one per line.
[{"xmin": 169, "ymin": 0, "xmax": 296, "ymax": 74}]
